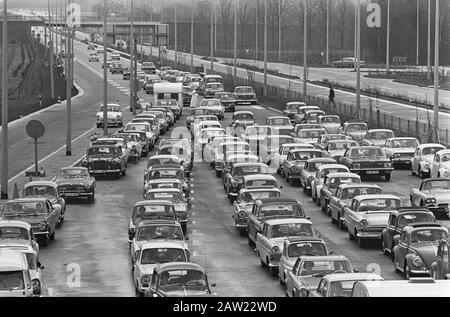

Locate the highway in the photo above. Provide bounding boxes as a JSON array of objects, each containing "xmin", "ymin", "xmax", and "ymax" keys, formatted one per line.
[{"xmin": 14, "ymin": 39, "xmax": 445, "ymax": 296}]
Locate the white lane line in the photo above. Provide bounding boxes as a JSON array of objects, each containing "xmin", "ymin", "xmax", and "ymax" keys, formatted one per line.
[
  {"xmin": 251, "ymin": 105, "xmax": 265, "ymax": 110},
  {"xmin": 8, "ymin": 127, "xmax": 95, "ymax": 183}
]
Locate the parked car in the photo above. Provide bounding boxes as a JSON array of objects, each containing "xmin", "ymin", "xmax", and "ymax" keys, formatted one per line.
[
  {"xmin": 338, "ymin": 120, "xmax": 368, "ymax": 142},
  {"xmin": 53, "ymin": 167, "xmax": 96, "ymax": 202},
  {"xmin": 278, "ymin": 237, "xmax": 329, "ymax": 285},
  {"xmin": 232, "ymin": 188, "xmax": 281, "ymax": 235},
  {"xmin": 329, "ymin": 184, "xmax": 382, "ymax": 230},
  {"xmin": 338, "ymin": 146, "xmax": 394, "ymax": 182},
  {"xmin": 344, "ymin": 194, "xmax": 402, "ymax": 247},
  {"xmin": 381, "ymin": 207, "xmax": 436, "ymax": 257},
  {"xmin": 0, "ymin": 198, "xmax": 61, "ymax": 247},
  {"xmin": 393, "ymin": 223, "xmax": 448, "ymax": 279},
  {"xmin": 411, "ymin": 143, "xmax": 446, "ymax": 178},
  {"xmin": 95, "ymin": 103, "xmax": 123, "ymax": 128},
  {"xmin": 360, "ymin": 129, "xmax": 395, "ymax": 147},
  {"xmin": 233, "ymin": 86, "xmax": 257, "ymax": 105},
  {"xmin": 81, "ymin": 144, "xmax": 127, "ymax": 179},
  {"xmin": 256, "ymin": 218, "xmax": 315, "ymax": 276},
  {"xmin": 410, "ymin": 178, "xmax": 450, "ymax": 218},
  {"xmin": 332, "ymin": 57, "xmax": 365, "ymax": 68},
  {"xmin": 144, "ymin": 262, "xmax": 216, "ymax": 297},
  {"xmin": 247, "ymin": 198, "xmax": 307, "ymax": 246},
  {"xmin": 285, "ymin": 255, "xmax": 356, "ymax": 297}
]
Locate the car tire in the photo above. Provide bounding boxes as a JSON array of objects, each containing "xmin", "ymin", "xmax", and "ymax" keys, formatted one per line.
[
  {"xmin": 337, "ymin": 214, "xmax": 345, "ymax": 230},
  {"xmin": 215, "ymin": 170, "xmax": 221, "ymax": 177},
  {"xmin": 49, "ymin": 230, "xmax": 55, "ymax": 241},
  {"xmin": 331, "ymin": 214, "xmax": 337, "ymax": 224},
  {"xmin": 248, "ymin": 235, "xmax": 254, "ymax": 246},
  {"xmin": 40, "ymin": 235, "xmax": 49, "ymax": 247},
  {"xmin": 269, "ymin": 266, "xmax": 278, "ymax": 277},
  {"xmin": 115, "ymin": 172, "xmax": 121, "ymax": 179},
  {"xmin": 88, "ymin": 192, "xmax": 95, "ymax": 203},
  {"xmin": 382, "ymin": 239, "xmax": 389, "ymax": 256},
  {"xmin": 122, "ymin": 169, "xmax": 126, "ymax": 176},
  {"xmin": 358, "ymin": 237, "xmax": 365, "ymax": 248},
  {"xmin": 385, "ymin": 173, "xmax": 391, "ymax": 182},
  {"xmin": 348, "ymin": 231, "xmax": 355, "ymax": 241},
  {"xmin": 405, "ymin": 263, "xmax": 412, "ymax": 279},
  {"xmin": 394, "ymin": 258, "xmax": 401, "ymax": 273},
  {"xmin": 418, "ymin": 167, "xmax": 424, "ymax": 179}
]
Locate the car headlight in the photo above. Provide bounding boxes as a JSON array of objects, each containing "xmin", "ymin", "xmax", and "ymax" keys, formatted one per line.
[
  {"xmin": 231, "ymin": 179, "xmax": 238, "ymax": 187},
  {"xmin": 412, "ymin": 256, "xmax": 423, "ymax": 267},
  {"xmin": 272, "ymin": 246, "xmax": 281, "ymax": 254},
  {"xmin": 141, "ymin": 275, "xmax": 151, "ymax": 285},
  {"xmin": 444, "ymin": 169, "xmax": 450, "ymax": 177},
  {"xmin": 39, "ymin": 221, "xmax": 48, "ymax": 231},
  {"xmin": 86, "ymin": 184, "xmax": 91, "ymax": 190},
  {"xmin": 352, "ymin": 163, "xmax": 360, "ymax": 169},
  {"xmin": 129, "ymin": 226, "xmax": 136, "ymax": 234},
  {"xmin": 238, "ymin": 211, "xmax": 246, "ymax": 219},
  {"xmin": 384, "ymin": 162, "xmax": 392, "ymax": 168},
  {"xmin": 424, "ymin": 162, "xmax": 430, "ymax": 170},
  {"xmin": 393, "ymin": 153, "xmax": 401, "ymax": 158},
  {"xmin": 425, "ymin": 198, "xmax": 436, "ymax": 204},
  {"xmin": 32, "ymin": 279, "xmax": 41, "ymax": 294},
  {"xmin": 116, "ymin": 115, "xmax": 121, "ymax": 120},
  {"xmin": 359, "ymin": 219, "xmax": 368, "ymax": 227}
]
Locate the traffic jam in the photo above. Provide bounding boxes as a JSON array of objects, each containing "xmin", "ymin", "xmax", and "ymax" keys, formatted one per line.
[{"xmin": 1, "ymin": 43, "xmax": 450, "ymax": 298}]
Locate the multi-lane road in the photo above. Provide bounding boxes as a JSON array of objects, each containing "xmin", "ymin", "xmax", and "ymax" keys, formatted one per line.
[{"xmin": 6, "ymin": 37, "xmax": 442, "ymax": 297}]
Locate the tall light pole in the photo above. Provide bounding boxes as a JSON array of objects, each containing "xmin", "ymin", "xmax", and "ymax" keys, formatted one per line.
[
  {"xmin": 263, "ymin": 0, "xmax": 267, "ymax": 97},
  {"xmin": 255, "ymin": 0, "xmax": 258, "ymax": 60},
  {"xmin": 214, "ymin": 5, "xmax": 217, "ymax": 53},
  {"xmin": 326, "ymin": 0, "xmax": 329, "ymax": 66},
  {"xmin": 233, "ymin": 0, "xmax": 237, "ymax": 82},
  {"xmin": 130, "ymin": 0, "xmax": 135, "ymax": 116},
  {"xmin": 356, "ymin": 0, "xmax": 361, "ymax": 117},
  {"xmin": 210, "ymin": 5, "xmax": 214, "ymax": 72},
  {"xmin": 303, "ymin": 0, "xmax": 307, "ymax": 99},
  {"xmin": 354, "ymin": 0, "xmax": 357, "ymax": 63},
  {"xmin": 427, "ymin": 0, "xmax": 431, "ymax": 79},
  {"xmin": 386, "ymin": 0, "xmax": 390, "ymax": 72},
  {"xmin": 54, "ymin": 0, "xmax": 58, "ymax": 58},
  {"xmin": 174, "ymin": 6, "xmax": 177, "ymax": 68},
  {"xmin": 190, "ymin": 0, "xmax": 194, "ymax": 73},
  {"xmin": 1, "ymin": 0, "xmax": 9, "ymax": 199},
  {"xmin": 140, "ymin": 0, "xmax": 143, "ymax": 60},
  {"xmin": 278, "ymin": 0, "xmax": 281, "ymax": 61},
  {"xmin": 416, "ymin": 0, "xmax": 419, "ymax": 65},
  {"xmin": 48, "ymin": 0, "xmax": 55, "ymax": 100},
  {"xmin": 433, "ymin": 0, "xmax": 440, "ymax": 143},
  {"xmin": 102, "ymin": 0, "xmax": 108, "ymax": 136},
  {"xmin": 66, "ymin": 0, "xmax": 73, "ymax": 155}
]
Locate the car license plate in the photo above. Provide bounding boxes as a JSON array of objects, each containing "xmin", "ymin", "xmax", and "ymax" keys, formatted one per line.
[
  {"xmin": 366, "ymin": 171, "xmax": 379, "ymax": 174},
  {"xmin": 65, "ymin": 193, "xmax": 78, "ymax": 197}
]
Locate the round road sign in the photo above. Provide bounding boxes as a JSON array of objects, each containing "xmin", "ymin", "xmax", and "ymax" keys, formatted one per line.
[{"xmin": 26, "ymin": 120, "xmax": 45, "ymax": 139}]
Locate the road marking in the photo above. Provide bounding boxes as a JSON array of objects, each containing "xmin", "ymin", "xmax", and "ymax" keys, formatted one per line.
[
  {"xmin": 251, "ymin": 105, "xmax": 265, "ymax": 110},
  {"xmin": 8, "ymin": 127, "xmax": 95, "ymax": 183}
]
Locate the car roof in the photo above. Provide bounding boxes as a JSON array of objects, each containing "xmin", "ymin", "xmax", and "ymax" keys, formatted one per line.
[
  {"xmin": 325, "ymin": 172, "xmax": 360, "ymax": 178},
  {"xmin": 140, "ymin": 241, "xmax": 188, "ymax": 250},
  {"xmin": 282, "ymin": 143, "xmax": 314, "ymax": 148},
  {"xmin": 234, "ymin": 110, "xmax": 254, "ymax": 115},
  {"xmin": 306, "ymin": 158, "xmax": 337, "ymax": 163},
  {"xmin": 418, "ymin": 143, "xmax": 445, "ymax": 149},
  {"xmin": 0, "ymin": 249, "xmax": 27, "ymax": 271},
  {"xmin": 367, "ymin": 129, "xmax": 394, "ymax": 133},
  {"xmin": 288, "ymin": 149, "xmax": 322, "ymax": 154},
  {"xmin": 155, "ymin": 262, "xmax": 205, "ymax": 273},
  {"xmin": 0, "ymin": 220, "xmax": 31, "ymax": 230},
  {"xmin": 403, "ymin": 223, "xmax": 447, "ymax": 231},
  {"xmin": 317, "ymin": 164, "xmax": 349, "ymax": 171},
  {"xmin": 436, "ymin": 149, "xmax": 450, "ymax": 155},
  {"xmin": 267, "ymin": 116, "xmax": 290, "ymax": 120},
  {"xmin": 256, "ymin": 198, "xmax": 300, "ymax": 204},
  {"xmin": 421, "ymin": 178, "xmax": 450, "ymax": 183},
  {"xmin": 264, "ymin": 218, "xmax": 312, "ymax": 226},
  {"xmin": 137, "ymin": 219, "xmax": 180, "ymax": 227},
  {"xmin": 322, "ymin": 273, "xmax": 383, "ymax": 283},
  {"xmin": 243, "ymin": 175, "xmax": 276, "ymax": 181},
  {"xmin": 297, "ymin": 128, "xmax": 324, "ymax": 132},
  {"xmin": 149, "ymin": 179, "xmax": 181, "ymax": 184},
  {"xmin": 286, "ymin": 237, "xmax": 325, "ymax": 244},
  {"xmin": 134, "ymin": 200, "xmax": 174, "ymax": 206},
  {"xmin": 60, "ymin": 167, "xmax": 89, "ymax": 171},
  {"xmin": 145, "ymin": 188, "xmax": 182, "ymax": 194},
  {"xmin": 232, "ymin": 162, "xmax": 267, "ymax": 168},
  {"xmin": 337, "ymin": 183, "xmax": 381, "ymax": 190},
  {"xmin": 6, "ymin": 197, "xmax": 49, "ymax": 204},
  {"xmin": 352, "ymin": 194, "xmax": 401, "ymax": 201},
  {"xmin": 239, "ymin": 188, "xmax": 281, "ymax": 194},
  {"xmin": 149, "ymin": 155, "xmax": 180, "ymax": 160},
  {"xmin": 298, "ymin": 255, "xmax": 350, "ymax": 261},
  {"xmin": 24, "ymin": 181, "xmax": 57, "ymax": 187}
]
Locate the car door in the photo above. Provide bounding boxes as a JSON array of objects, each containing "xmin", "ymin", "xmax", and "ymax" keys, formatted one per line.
[
  {"xmin": 412, "ymin": 148, "xmax": 421, "ymax": 172},
  {"xmin": 383, "ymin": 214, "xmax": 397, "ymax": 252},
  {"xmin": 256, "ymin": 224, "xmax": 269, "ymax": 260},
  {"xmin": 344, "ymin": 200, "xmax": 358, "ymax": 233},
  {"xmin": 46, "ymin": 201, "xmax": 58, "ymax": 234},
  {"xmin": 247, "ymin": 205, "xmax": 259, "ymax": 241},
  {"xmin": 329, "ymin": 188, "xmax": 342, "ymax": 220},
  {"xmin": 436, "ymin": 242, "xmax": 449, "ymax": 279},
  {"xmin": 430, "ymin": 154, "xmax": 440, "ymax": 178},
  {"xmin": 396, "ymin": 231, "xmax": 409, "ymax": 268},
  {"xmin": 286, "ymin": 258, "xmax": 301, "ymax": 296}
]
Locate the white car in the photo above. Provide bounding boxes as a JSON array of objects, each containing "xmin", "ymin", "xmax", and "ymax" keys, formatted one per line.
[
  {"xmin": 382, "ymin": 137, "xmax": 420, "ymax": 168},
  {"xmin": 411, "ymin": 143, "xmax": 446, "ymax": 178},
  {"xmin": 318, "ymin": 115, "xmax": 341, "ymax": 134},
  {"xmin": 310, "ymin": 164, "xmax": 350, "ymax": 204},
  {"xmin": 323, "ymin": 140, "xmax": 359, "ymax": 160},
  {"xmin": 96, "ymin": 103, "xmax": 123, "ymax": 128},
  {"xmin": 292, "ymin": 128, "xmax": 326, "ymax": 145},
  {"xmin": 204, "ymin": 135, "xmax": 240, "ymax": 165},
  {"xmin": 194, "ymin": 127, "xmax": 226, "ymax": 159},
  {"xmin": 132, "ymin": 241, "xmax": 190, "ymax": 297},
  {"xmin": 430, "ymin": 149, "xmax": 450, "ymax": 178},
  {"xmin": 199, "ymin": 98, "xmax": 225, "ymax": 120},
  {"xmin": 192, "ymin": 119, "xmax": 221, "ymax": 137},
  {"xmin": 270, "ymin": 143, "xmax": 315, "ymax": 175},
  {"xmin": 360, "ymin": 129, "xmax": 395, "ymax": 147},
  {"xmin": 260, "ymin": 135, "xmax": 295, "ymax": 164},
  {"xmin": 88, "ymin": 52, "xmax": 99, "ymax": 62}
]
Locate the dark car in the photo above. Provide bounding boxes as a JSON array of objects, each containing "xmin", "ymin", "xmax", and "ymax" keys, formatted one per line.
[
  {"xmin": 110, "ymin": 63, "xmax": 126, "ymax": 74},
  {"xmin": 381, "ymin": 207, "xmax": 436, "ymax": 258},
  {"xmin": 122, "ymin": 69, "xmax": 131, "ymax": 80},
  {"xmin": 430, "ymin": 239, "xmax": 450, "ymax": 280},
  {"xmin": 338, "ymin": 146, "xmax": 394, "ymax": 182},
  {"xmin": 54, "ymin": 167, "xmax": 96, "ymax": 202},
  {"xmin": 141, "ymin": 61, "xmax": 156, "ymax": 74},
  {"xmin": 182, "ymin": 86, "xmax": 194, "ymax": 107},
  {"xmin": 81, "ymin": 144, "xmax": 127, "ymax": 179},
  {"xmin": 215, "ymin": 92, "xmax": 237, "ymax": 112}
]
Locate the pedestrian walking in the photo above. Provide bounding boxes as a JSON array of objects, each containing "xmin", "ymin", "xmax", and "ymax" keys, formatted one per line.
[{"xmin": 328, "ymin": 85, "xmax": 336, "ymax": 108}]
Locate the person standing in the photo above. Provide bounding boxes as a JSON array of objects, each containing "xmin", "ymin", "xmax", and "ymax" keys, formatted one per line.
[{"xmin": 328, "ymin": 85, "xmax": 336, "ymax": 108}]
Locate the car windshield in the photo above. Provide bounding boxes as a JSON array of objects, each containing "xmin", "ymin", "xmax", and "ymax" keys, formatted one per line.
[
  {"xmin": 0, "ymin": 271, "xmax": 24, "ymax": 290},
  {"xmin": 288, "ymin": 242, "xmax": 327, "ymax": 257},
  {"xmin": 133, "ymin": 205, "xmax": 175, "ymax": 220},
  {"xmin": 291, "ymin": 151, "xmax": 323, "ymax": 160},
  {"xmin": 422, "ymin": 146, "xmax": 445, "ymax": 156},
  {"xmin": 0, "ymin": 227, "xmax": 29, "ymax": 240},
  {"xmin": 136, "ymin": 225, "xmax": 183, "ymax": 241},
  {"xmin": 397, "ymin": 213, "xmax": 435, "ymax": 228},
  {"xmin": 350, "ymin": 148, "xmax": 385, "ymax": 158},
  {"xmin": 287, "ymin": 104, "xmax": 301, "ymax": 111},
  {"xmin": 25, "ymin": 253, "xmax": 36, "ymax": 270},
  {"xmin": 149, "ymin": 169, "xmax": 184, "ymax": 180},
  {"xmin": 271, "ymin": 223, "xmax": 314, "ymax": 238},
  {"xmin": 321, "ymin": 117, "xmax": 340, "ymax": 124},
  {"xmin": 23, "ymin": 185, "xmax": 56, "ymax": 197},
  {"xmin": 191, "ymin": 77, "xmax": 201, "ymax": 82},
  {"xmin": 422, "ymin": 179, "xmax": 450, "ymax": 190},
  {"xmin": 341, "ymin": 187, "xmax": 382, "ymax": 199},
  {"xmin": 389, "ymin": 139, "xmax": 418, "ymax": 148},
  {"xmin": 207, "ymin": 83, "xmax": 222, "ymax": 89},
  {"xmin": 157, "ymin": 100, "xmax": 177, "ymax": 107},
  {"xmin": 346, "ymin": 124, "xmax": 367, "ymax": 131},
  {"xmin": 236, "ymin": 87, "xmax": 253, "ymax": 93},
  {"xmin": 2, "ymin": 201, "xmax": 48, "ymax": 216},
  {"xmin": 410, "ymin": 229, "xmax": 448, "ymax": 244},
  {"xmin": 328, "ymin": 141, "xmax": 358, "ymax": 151},
  {"xmin": 145, "ymin": 192, "xmax": 184, "ymax": 203},
  {"xmin": 140, "ymin": 248, "xmax": 186, "ymax": 265},
  {"xmin": 159, "ymin": 269, "xmax": 208, "ymax": 291},
  {"xmin": 268, "ymin": 118, "xmax": 290, "ymax": 125},
  {"xmin": 125, "ymin": 124, "xmax": 150, "ymax": 132},
  {"xmin": 158, "ymin": 147, "xmax": 185, "ymax": 157},
  {"xmin": 245, "ymin": 179, "xmax": 276, "ymax": 188},
  {"xmin": 150, "ymin": 182, "xmax": 181, "ymax": 189},
  {"xmin": 329, "ymin": 280, "xmax": 363, "ymax": 297},
  {"xmin": 298, "ymin": 130, "xmax": 322, "ymax": 139},
  {"xmin": 299, "ymin": 260, "xmax": 352, "ymax": 276},
  {"xmin": 358, "ymin": 198, "xmax": 401, "ymax": 211},
  {"xmin": 202, "ymin": 130, "xmax": 225, "ymax": 139},
  {"xmin": 366, "ymin": 131, "xmax": 394, "ymax": 140},
  {"xmin": 241, "ymin": 191, "xmax": 280, "ymax": 202},
  {"xmin": 235, "ymin": 113, "xmax": 254, "ymax": 120},
  {"xmin": 320, "ymin": 168, "xmax": 348, "ymax": 178},
  {"xmin": 328, "ymin": 177, "xmax": 360, "ymax": 188},
  {"xmin": 322, "ymin": 135, "xmax": 347, "ymax": 143},
  {"xmin": 200, "ymin": 99, "xmax": 221, "ymax": 107},
  {"xmin": 233, "ymin": 166, "xmax": 270, "ymax": 176},
  {"xmin": 281, "ymin": 146, "xmax": 310, "ymax": 155},
  {"xmin": 308, "ymin": 161, "xmax": 333, "ymax": 172},
  {"xmin": 260, "ymin": 203, "xmax": 304, "ymax": 218},
  {"xmin": 98, "ymin": 105, "xmax": 119, "ymax": 112},
  {"xmin": 87, "ymin": 147, "xmax": 117, "ymax": 156}
]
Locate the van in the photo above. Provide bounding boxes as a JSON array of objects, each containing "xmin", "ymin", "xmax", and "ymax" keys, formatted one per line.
[
  {"xmin": 351, "ymin": 278, "xmax": 450, "ymax": 297},
  {"xmin": 0, "ymin": 249, "xmax": 34, "ymax": 297}
]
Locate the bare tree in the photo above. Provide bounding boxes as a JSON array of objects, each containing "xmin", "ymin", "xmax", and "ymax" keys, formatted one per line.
[
  {"xmin": 219, "ymin": 0, "xmax": 233, "ymax": 52},
  {"xmin": 336, "ymin": 0, "xmax": 350, "ymax": 50},
  {"xmin": 237, "ymin": 0, "xmax": 251, "ymax": 56}
]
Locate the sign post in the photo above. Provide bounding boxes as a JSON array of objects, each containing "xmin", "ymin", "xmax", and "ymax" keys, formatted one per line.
[{"xmin": 25, "ymin": 120, "xmax": 46, "ymax": 177}]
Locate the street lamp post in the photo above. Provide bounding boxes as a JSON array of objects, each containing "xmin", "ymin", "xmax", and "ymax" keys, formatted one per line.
[
  {"xmin": 174, "ymin": 6, "xmax": 177, "ymax": 69},
  {"xmin": 433, "ymin": 0, "xmax": 440, "ymax": 143},
  {"xmin": 255, "ymin": 0, "xmax": 258, "ymax": 60},
  {"xmin": 48, "ymin": 0, "xmax": 55, "ymax": 100},
  {"xmin": 416, "ymin": 0, "xmax": 419, "ymax": 65},
  {"xmin": 65, "ymin": 0, "xmax": 73, "ymax": 155},
  {"xmin": 130, "ymin": 0, "xmax": 135, "ymax": 116},
  {"xmin": 356, "ymin": 0, "xmax": 361, "ymax": 118},
  {"xmin": 1, "ymin": 0, "xmax": 9, "ymax": 199},
  {"xmin": 278, "ymin": 0, "xmax": 281, "ymax": 61},
  {"xmin": 103, "ymin": 0, "xmax": 108, "ymax": 136},
  {"xmin": 386, "ymin": 0, "xmax": 390, "ymax": 73},
  {"xmin": 210, "ymin": 5, "xmax": 214, "ymax": 72},
  {"xmin": 233, "ymin": 0, "xmax": 237, "ymax": 82},
  {"xmin": 303, "ymin": 0, "xmax": 307, "ymax": 100},
  {"xmin": 326, "ymin": 0, "xmax": 329, "ymax": 66},
  {"xmin": 263, "ymin": 0, "xmax": 267, "ymax": 97},
  {"xmin": 427, "ymin": 0, "xmax": 431, "ymax": 79},
  {"xmin": 190, "ymin": 0, "xmax": 194, "ymax": 73}
]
